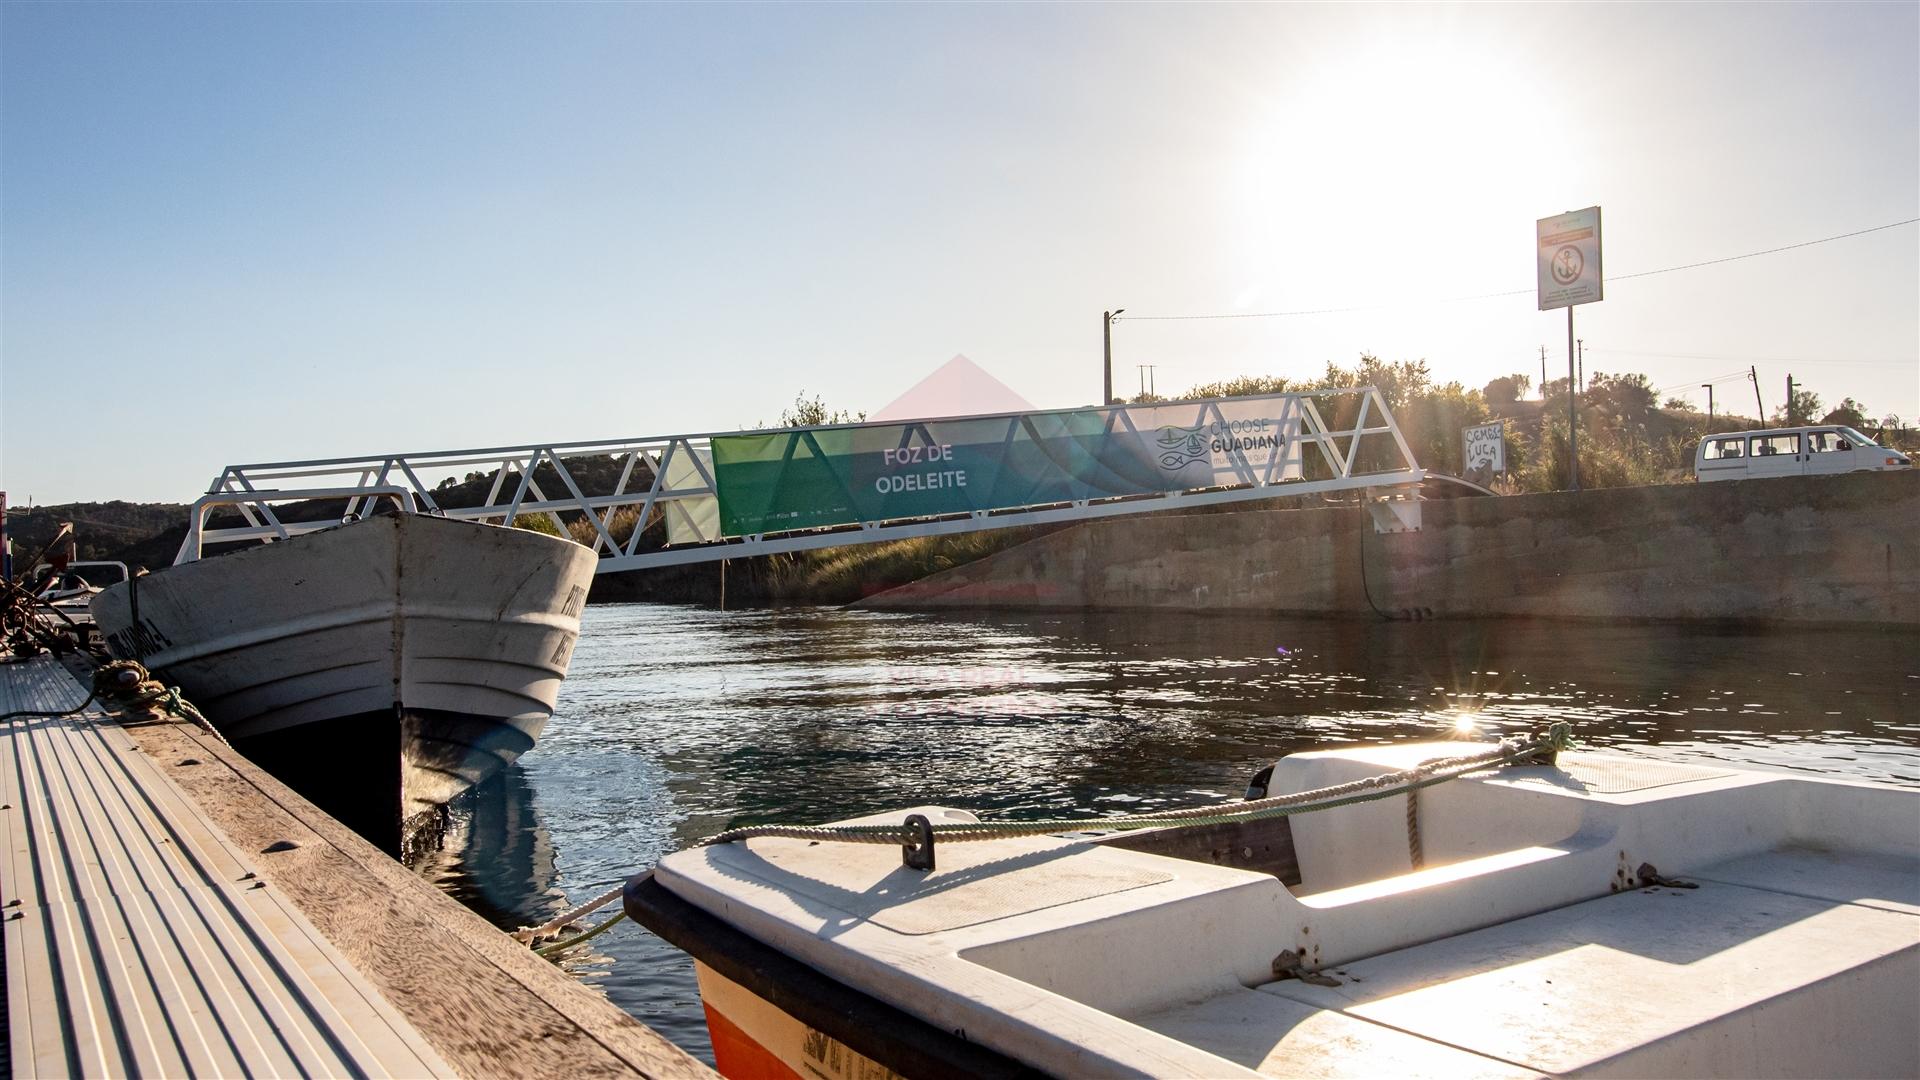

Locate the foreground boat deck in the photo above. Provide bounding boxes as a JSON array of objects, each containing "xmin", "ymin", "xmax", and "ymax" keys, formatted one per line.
[
  {"xmin": 645, "ymin": 746, "xmax": 1920, "ymax": 1078},
  {"xmin": 2, "ymin": 654, "xmax": 707, "ymax": 1079},
  {"xmin": 1130, "ymin": 845, "xmax": 1918, "ymax": 1076}
]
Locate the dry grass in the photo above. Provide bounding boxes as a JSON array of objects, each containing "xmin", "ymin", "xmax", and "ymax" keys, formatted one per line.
[{"xmin": 761, "ymin": 527, "xmax": 1046, "ymax": 604}]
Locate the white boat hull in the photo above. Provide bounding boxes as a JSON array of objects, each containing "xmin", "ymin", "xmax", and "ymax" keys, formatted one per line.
[
  {"xmin": 634, "ymin": 746, "xmax": 1920, "ymax": 1079},
  {"xmin": 90, "ymin": 513, "xmax": 596, "ymax": 848}
]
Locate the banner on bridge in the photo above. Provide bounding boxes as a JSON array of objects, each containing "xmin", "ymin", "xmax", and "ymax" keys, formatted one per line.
[{"xmin": 707, "ymin": 397, "xmax": 1304, "ymax": 538}]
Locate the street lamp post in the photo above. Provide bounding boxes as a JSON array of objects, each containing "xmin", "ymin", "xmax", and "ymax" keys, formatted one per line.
[
  {"xmin": 1103, "ymin": 309, "xmax": 1124, "ymax": 406},
  {"xmin": 1702, "ymin": 383, "xmax": 1714, "ymax": 430}
]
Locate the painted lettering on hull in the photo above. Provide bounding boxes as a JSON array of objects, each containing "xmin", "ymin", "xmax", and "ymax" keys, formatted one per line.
[{"xmin": 106, "ymin": 617, "xmax": 174, "ymax": 661}]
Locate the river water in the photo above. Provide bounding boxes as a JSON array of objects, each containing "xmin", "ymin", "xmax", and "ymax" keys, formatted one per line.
[{"xmin": 411, "ymin": 602, "xmax": 1920, "ymax": 1064}]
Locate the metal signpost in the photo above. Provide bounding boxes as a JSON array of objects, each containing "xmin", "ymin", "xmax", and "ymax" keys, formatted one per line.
[{"xmin": 1537, "ymin": 206, "xmax": 1604, "ymax": 491}]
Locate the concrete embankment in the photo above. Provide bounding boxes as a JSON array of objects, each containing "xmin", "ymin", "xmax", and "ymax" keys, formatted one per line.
[{"xmin": 860, "ymin": 471, "xmax": 1918, "ymax": 624}]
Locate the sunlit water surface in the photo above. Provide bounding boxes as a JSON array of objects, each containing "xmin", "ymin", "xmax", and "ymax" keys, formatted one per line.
[{"xmin": 412, "ymin": 602, "xmax": 1919, "ymax": 1064}]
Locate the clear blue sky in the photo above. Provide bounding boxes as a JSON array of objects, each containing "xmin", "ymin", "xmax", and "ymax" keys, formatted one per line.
[{"xmin": 3, "ymin": 2, "xmax": 1915, "ymax": 503}]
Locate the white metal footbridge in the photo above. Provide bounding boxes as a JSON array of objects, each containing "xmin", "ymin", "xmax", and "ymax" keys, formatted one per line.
[{"xmin": 178, "ymin": 387, "xmax": 1426, "ymax": 572}]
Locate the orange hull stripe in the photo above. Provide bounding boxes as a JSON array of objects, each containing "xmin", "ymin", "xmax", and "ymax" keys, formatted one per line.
[{"xmin": 704, "ymin": 1001, "xmax": 803, "ymax": 1080}]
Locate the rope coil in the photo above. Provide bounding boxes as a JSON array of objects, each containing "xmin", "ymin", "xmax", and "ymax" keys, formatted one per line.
[{"xmin": 92, "ymin": 659, "xmax": 233, "ymax": 748}]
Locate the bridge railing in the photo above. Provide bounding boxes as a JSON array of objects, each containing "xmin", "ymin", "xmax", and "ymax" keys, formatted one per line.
[{"xmin": 177, "ymin": 386, "xmax": 1422, "ymax": 569}]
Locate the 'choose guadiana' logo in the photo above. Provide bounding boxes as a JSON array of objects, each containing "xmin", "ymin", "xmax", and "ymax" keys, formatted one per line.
[{"xmin": 1155, "ymin": 425, "xmax": 1210, "ymax": 470}]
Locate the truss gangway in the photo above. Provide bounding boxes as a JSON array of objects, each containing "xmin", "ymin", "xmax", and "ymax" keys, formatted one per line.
[{"xmin": 177, "ymin": 387, "xmax": 1426, "ymax": 572}]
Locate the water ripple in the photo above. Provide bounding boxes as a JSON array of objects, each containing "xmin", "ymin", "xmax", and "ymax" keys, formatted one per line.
[{"xmin": 419, "ymin": 603, "xmax": 1920, "ymax": 1063}]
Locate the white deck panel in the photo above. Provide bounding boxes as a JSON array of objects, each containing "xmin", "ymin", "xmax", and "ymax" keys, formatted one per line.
[
  {"xmin": 1, "ymin": 655, "xmax": 454, "ymax": 1078},
  {"xmin": 1259, "ymin": 849, "xmax": 1920, "ymax": 1077},
  {"xmin": 1132, "ymin": 985, "xmax": 1535, "ymax": 1078}
]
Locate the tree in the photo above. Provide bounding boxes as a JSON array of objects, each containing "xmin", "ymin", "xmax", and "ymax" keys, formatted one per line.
[
  {"xmin": 1484, "ymin": 373, "xmax": 1531, "ymax": 405},
  {"xmin": 1322, "ymin": 354, "xmax": 1431, "ymax": 409},
  {"xmin": 1584, "ymin": 371, "xmax": 1656, "ymax": 419},
  {"xmin": 1820, "ymin": 397, "xmax": 1869, "ymax": 429},
  {"xmin": 775, "ymin": 391, "xmax": 865, "ymax": 428},
  {"xmin": 1771, "ymin": 388, "xmax": 1822, "ymax": 426},
  {"xmin": 1663, "ymin": 397, "xmax": 1699, "ymax": 412},
  {"xmin": 1186, "ymin": 374, "xmax": 1298, "ymax": 399}
]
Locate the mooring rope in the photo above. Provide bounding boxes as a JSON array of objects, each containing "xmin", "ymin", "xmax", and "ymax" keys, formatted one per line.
[
  {"xmin": 518, "ymin": 724, "xmax": 1572, "ymax": 959},
  {"xmin": 1, "ymin": 576, "xmax": 82, "ymax": 658},
  {"xmin": 699, "ymin": 723, "xmax": 1573, "ymax": 848},
  {"xmin": 92, "ymin": 659, "xmax": 234, "ymax": 749},
  {"xmin": 0, "ymin": 688, "xmax": 99, "ymax": 723},
  {"xmin": 1406, "ymin": 785, "xmax": 1424, "ymax": 870},
  {"xmin": 511, "ymin": 884, "xmax": 626, "ymax": 945},
  {"xmin": 532, "ymin": 911, "xmax": 627, "ymax": 958}
]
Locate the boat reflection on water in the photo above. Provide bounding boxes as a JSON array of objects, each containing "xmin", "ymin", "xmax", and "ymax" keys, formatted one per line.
[{"xmin": 409, "ymin": 765, "xmax": 567, "ymax": 935}]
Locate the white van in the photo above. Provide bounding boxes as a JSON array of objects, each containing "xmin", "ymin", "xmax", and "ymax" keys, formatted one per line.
[{"xmin": 1695, "ymin": 425, "xmax": 1911, "ymax": 482}]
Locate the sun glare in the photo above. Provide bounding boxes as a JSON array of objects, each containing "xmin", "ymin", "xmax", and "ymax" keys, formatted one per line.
[{"xmin": 1229, "ymin": 26, "xmax": 1569, "ymax": 311}]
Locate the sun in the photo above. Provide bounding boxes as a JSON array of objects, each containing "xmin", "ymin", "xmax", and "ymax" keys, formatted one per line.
[{"xmin": 1226, "ymin": 22, "xmax": 1573, "ymax": 311}]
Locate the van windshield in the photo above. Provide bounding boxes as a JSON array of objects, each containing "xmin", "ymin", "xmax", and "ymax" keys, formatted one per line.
[{"xmin": 1838, "ymin": 427, "xmax": 1879, "ymax": 447}]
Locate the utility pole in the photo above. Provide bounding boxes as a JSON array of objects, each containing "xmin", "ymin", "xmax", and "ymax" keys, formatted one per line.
[
  {"xmin": 1102, "ymin": 310, "xmax": 1124, "ymax": 406},
  {"xmin": 1132, "ymin": 364, "xmax": 1156, "ymax": 398},
  {"xmin": 1540, "ymin": 346, "xmax": 1548, "ymax": 399},
  {"xmin": 1703, "ymin": 383, "xmax": 1715, "ymax": 430},
  {"xmin": 1750, "ymin": 366, "xmax": 1764, "ymax": 419},
  {"xmin": 1785, "ymin": 374, "xmax": 1797, "ymax": 425},
  {"xmin": 1567, "ymin": 309, "xmax": 1579, "ymax": 491}
]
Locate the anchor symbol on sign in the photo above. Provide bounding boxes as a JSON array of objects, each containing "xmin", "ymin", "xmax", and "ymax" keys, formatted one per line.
[{"xmin": 1552, "ymin": 245, "xmax": 1584, "ymax": 286}]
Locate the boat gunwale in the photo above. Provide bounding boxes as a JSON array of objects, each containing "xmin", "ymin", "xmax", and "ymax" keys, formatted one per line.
[{"xmin": 622, "ymin": 870, "xmax": 1040, "ymax": 1080}]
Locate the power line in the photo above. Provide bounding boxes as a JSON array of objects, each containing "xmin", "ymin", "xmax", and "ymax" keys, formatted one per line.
[
  {"xmin": 1654, "ymin": 370, "xmax": 1749, "ymax": 395},
  {"xmin": 1120, "ymin": 217, "xmax": 1919, "ymax": 322},
  {"xmin": 1608, "ymin": 219, "xmax": 1918, "ymax": 283},
  {"xmin": 1589, "ymin": 347, "xmax": 1910, "ymax": 368}
]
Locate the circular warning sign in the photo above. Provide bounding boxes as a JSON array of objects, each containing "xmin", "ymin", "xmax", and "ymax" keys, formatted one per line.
[{"xmin": 1551, "ymin": 245, "xmax": 1584, "ymax": 286}]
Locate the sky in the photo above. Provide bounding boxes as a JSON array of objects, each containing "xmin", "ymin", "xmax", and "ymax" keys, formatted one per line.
[{"xmin": 2, "ymin": 2, "xmax": 1915, "ymax": 504}]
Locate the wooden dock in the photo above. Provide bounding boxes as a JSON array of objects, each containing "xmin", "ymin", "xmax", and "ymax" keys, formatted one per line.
[{"xmin": 1, "ymin": 654, "xmax": 709, "ymax": 1078}]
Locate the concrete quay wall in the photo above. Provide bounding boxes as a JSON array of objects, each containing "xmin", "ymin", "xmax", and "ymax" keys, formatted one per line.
[{"xmin": 861, "ymin": 471, "xmax": 1919, "ymax": 624}]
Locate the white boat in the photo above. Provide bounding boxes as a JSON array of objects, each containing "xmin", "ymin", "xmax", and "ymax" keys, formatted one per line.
[
  {"xmin": 627, "ymin": 732, "xmax": 1920, "ymax": 1078},
  {"xmin": 28, "ymin": 559, "xmax": 130, "ymax": 630},
  {"xmin": 90, "ymin": 511, "xmax": 596, "ymax": 849}
]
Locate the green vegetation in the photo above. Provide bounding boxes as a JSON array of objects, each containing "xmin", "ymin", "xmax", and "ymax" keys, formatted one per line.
[
  {"xmin": 4, "ymin": 501, "xmax": 190, "ymax": 572},
  {"xmin": 1178, "ymin": 356, "xmax": 1915, "ymax": 493},
  {"xmin": 763, "ymin": 391, "xmax": 866, "ymax": 429},
  {"xmin": 512, "ymin": 512, "xmax": 565, "ymax": 537},
  {"xmin": 758, "ymin": 528, "xmax": 1050, "ymax": 604}
]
